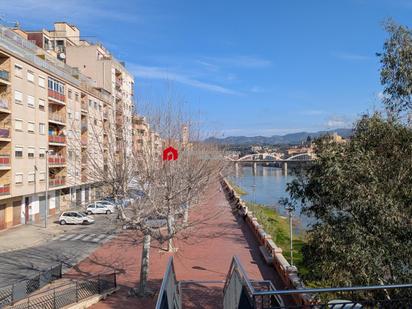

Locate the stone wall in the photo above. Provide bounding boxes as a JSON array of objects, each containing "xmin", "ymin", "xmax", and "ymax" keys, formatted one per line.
[{"xmin": 220, "ymin": 177, "xmax": 312, "ymax": 306}]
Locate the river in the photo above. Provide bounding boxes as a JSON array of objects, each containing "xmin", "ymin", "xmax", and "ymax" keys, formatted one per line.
[{"xmin": 230, "ymin": 164, "xmax": 311, "ymax": 230}]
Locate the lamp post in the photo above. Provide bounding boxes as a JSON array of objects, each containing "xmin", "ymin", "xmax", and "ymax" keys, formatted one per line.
[
  {"xmin": 285, "ymin": 204, "xmax": 294, "ymax": 266},
  {"xmin": 45, "ymin": 150, "xmax": 53, "ymax": 228}
]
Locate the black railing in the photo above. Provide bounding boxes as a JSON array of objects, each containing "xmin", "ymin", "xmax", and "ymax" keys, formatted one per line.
[
  {"xmin": 223, "ymin": 256, "xmax": 412, "ymax": 309},
  {"xmin": 7, "ymin": 273, "xmax": 116, "ymax": 309},
  {"xmin": 0, "ymin": 264, "xmax": 62, "ymax": 308}
]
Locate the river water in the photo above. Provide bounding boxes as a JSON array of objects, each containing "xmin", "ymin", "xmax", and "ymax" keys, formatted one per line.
[{"xmin": 230, "ymin": 165, "xmax": 311, "ymax": 230}]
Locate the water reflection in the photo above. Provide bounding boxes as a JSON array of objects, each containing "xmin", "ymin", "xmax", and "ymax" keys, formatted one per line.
[{"xmin": 230, "ymin": 164, "xmax": 311, "ymax": 229}]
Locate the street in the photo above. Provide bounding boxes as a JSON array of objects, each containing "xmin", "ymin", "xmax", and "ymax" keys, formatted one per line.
[{"xmin": 0, "ymin": 214, "xmax": 120, "ymax": 287}]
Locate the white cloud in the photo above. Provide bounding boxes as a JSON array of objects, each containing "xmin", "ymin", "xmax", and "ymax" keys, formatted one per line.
[
  {"xmin": 130, "ymin": 64, "xmax": 241, "ymax": 95},
  {"xmin": 250, "ymin": 86, "xmax": 264, "ymax": 93},
  {"xmin": 202, "ymin": 56, "xmax": 272, "ymax": 68},
  {"xmin": 325, "ymin": 115, "xmax": 352, "ymax": 128}
]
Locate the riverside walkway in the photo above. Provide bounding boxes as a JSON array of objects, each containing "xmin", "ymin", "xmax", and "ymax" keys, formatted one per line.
[{"xmin": 64, "ymin": 183, "xmax": 292, "ymax": 308}]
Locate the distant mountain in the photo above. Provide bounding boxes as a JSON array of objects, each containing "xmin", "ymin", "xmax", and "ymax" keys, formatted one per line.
[{"xmin": 205, "ymin": 128, "xmax": 353, "ymax": 145}]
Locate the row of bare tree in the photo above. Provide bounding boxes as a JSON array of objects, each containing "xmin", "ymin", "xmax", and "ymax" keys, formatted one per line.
[{"xmin": 64, "ymin": 97, "xmax": 226, "ymax": 295}]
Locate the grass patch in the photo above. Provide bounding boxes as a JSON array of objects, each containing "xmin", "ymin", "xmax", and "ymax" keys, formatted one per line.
[
  {"xmin": 227, "ymin": 180, "xmax": 247, "ymax": 195},
  {"xmin": 246, "ymin": 202, "xmax": 309, "ymax": 276}
]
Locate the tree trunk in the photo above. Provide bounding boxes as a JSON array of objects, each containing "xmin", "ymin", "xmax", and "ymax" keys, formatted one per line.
[
  {"xmin": 139, "ymin": 233, "xmax": 151, "ymax": 295},
  {"xmin": 183, "ymin": 202, "xmax": 189, "ymax": 225},
  {"xmin": 167, "ymin": 214, "xmax": 175, "ymax": 252}
]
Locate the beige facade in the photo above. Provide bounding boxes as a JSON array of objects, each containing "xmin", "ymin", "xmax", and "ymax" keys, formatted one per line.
[{"xmin": 0, "ymin": 22, "xmax": 132, "ymax": 230}]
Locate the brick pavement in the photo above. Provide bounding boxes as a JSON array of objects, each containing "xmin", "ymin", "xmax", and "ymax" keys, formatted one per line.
[{"xmin": 64, "ymin": 184, "xmax": 291, "ymax": 308}]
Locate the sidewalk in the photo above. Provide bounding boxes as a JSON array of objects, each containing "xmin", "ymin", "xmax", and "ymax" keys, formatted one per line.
[
  {"xmin": 64, "ymin": 183, "xmax": 291, "ymax": 308},
  {"xmin": 0, "ymin": 217, "xmax": 63, "ymax": 253}
]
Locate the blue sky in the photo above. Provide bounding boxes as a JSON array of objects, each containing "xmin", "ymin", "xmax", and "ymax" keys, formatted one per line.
[{"xmin": 1, "ymin": 0, "xmax": 411, "ymax": 136}]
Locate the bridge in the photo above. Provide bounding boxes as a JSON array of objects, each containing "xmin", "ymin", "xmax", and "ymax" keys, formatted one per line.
[{"xmin": 227, "ymin": 152, "xmax": 315, "ymax": 174}]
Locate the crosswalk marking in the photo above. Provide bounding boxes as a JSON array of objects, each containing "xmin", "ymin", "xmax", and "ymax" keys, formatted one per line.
[
  {"xmin": 91, "ymin": 234, "xmax": 107, "ymax": 243},
  {"xmin": 81, "ymin": 234, "xmax": 97, "ymax": 241},
  {"xmin": 52, "ymin": 233, "xmax": 116, "ymax": 244},
  {"xmin": 72, "ymin": 234, "xmax": 86, "ymax": 241}
]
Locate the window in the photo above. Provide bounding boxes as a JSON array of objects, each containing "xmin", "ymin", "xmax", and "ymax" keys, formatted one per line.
[
  {"xmin": 27, "ymin": 71, "xmax": 34, "ymax": 83},
  {"xmin": 39, "ymin": 123, "xmax": 45, "ymax": 135},
  {"xmin": 14, "ymin": 91, "xmax": 23, "ymax": 104},
  {"xmin": 39, "ymin": 172, "xmax": 45, "ymax": 182},
  {"xmin": 27, "ymin": 95, "xmax": 35, "ymax": 108},
  {"xmin": 38, "ymin": 76, "xmax": 45, "ymax": 88},
  {"xmin": 14, "ymin": 64, "xmax": 23, "ymax": 78},
  {"xmin": 15, "ymin": 173, "xmax": 23, "ymax": 184},
  {"xmin": 68, "ymin": 108, "xmax": 72, "ymax": 119},
  {"xmin": 94, "ymin": 101, "xmax": 97, "ymax": 109},
  {"xmin": 89, "ymin": 99, "xmax": 92, "ymax": 107},
  {"xmin": 15, "ymin": 119, "xmax": 23, "ymax": 131},
  {"xmin": 75, "ymin": 111, "xmax": 80, "ymax": 120},
  {"xmin": 15, "ymin": 146, "xmax": 23, "ymax": 158},
  {"xmin": 75, "ymin": 93, "xmax": 79, "ymax": 102},
  {"xmin": 28, "ymin": 173, "xmax": 35, "ymax": 183},
  {"xmin": 68, "ymin": 89, "xmax": 72, "ymax": 99},
  {"xmin": 27, "ymin": 122, "xmax": 35, "ymax": 133},
  {"xmin": 38, "ymin": 99, "xmax": 45, "ymax": 111},
  {"xmin": 39, "ymin": 148, "xmax": 46, "ymax": 158}
]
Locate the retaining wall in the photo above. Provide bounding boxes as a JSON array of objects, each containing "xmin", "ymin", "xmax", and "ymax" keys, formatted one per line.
[{"xmin": 220, "ymin": 177, "xmax": 312, "ymax": 306}]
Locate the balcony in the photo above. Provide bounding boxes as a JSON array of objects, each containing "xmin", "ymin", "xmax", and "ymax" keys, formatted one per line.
[
  {"xmin": 48, "ymin": 90, "xmax": 65, "ymax": 104},
  {"xmin": 0, "ymin": 154, "xmax": 10, "ymax": 169},
  {"xmin": 48, "ymin": 113, "xmax": 66, "ymax": 125},
  {"xmin": 49, "ymin": 135, "xmax": 66, "ymax": 145},
  {"xmin": 0, "ymin": 128, "xmax": 10, "ymax": 140},
  {"xmin": 0, "ymin": 183, "xmax": 10, "ymax": 196},
  {"xmin": 0, "ymin": 99, "xmax": 10, "ymax": 113},
  {"xmin": 103, "ymin": 111, "xmax": 108, "ymax": 119},
  {"xmin": 0, "ymin": 70, "xmax": 10, "ymax": 85},
  {"xmin": 81, "ymin": 101, "xmax": 88, "ymax": 113},
  {"xmin": 48, "ymin": 155, "xmax": 66, "ymax": 166},
  {"xmin": 81, "ymin": 123, "xmax": 88, "ymax": 132},
  {"xmin": 49, "ymin": 177, "xmax": 65, "ymax": 188},
  {"xmin": 81, "ymin": 137, "xmax": 87, "ymax": 147}
]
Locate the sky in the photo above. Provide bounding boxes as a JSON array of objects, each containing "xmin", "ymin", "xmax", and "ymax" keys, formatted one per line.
[{"xmin": 1, "ymin": 0, "xmax": 411, "ymax": 137}]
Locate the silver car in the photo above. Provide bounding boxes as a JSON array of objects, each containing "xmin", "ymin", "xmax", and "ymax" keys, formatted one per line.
[
  {"xmin": 86, "ymin": 201, "xmax": 115, "ymax": 215},
  {"xmin": 59, "ymin": 211, "xmax": 94, "ymax": 225}
]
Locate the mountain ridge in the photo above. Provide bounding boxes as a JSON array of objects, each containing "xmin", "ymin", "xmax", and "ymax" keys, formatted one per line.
[{"xmin": 205, "ymin": 128, "xmax": 352, "ymax": 145}]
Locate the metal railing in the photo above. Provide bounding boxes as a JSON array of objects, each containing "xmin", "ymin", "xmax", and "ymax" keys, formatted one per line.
[
  {"xmin": 7, "ymin": 273, "xmax": 116, "ymax": 309},
  {"xmin": 0, "ymin": 264, "xmax": 62, "ymax": 308},
  {"xmin": 0, "ymin": 184, "xmax": 10, "ymax": 196},
  {"xmin": 48, "ymin": 135, "xmax": 66, "ymax": 144},
  {"xmin": 155, "ymin": 257, "xmax": 181, "ymax": 309},
  {"xmin": 49, "ymin": 177, "xmax": 66, "ymax": 188},
  {"xmin": 0, "ymin": 99, "xmax": 9, "ymax": 110},
  {"xmin": 222, "ymin": 256, "xmax": 412, "ymax": 308},
  {"xmin": 0, "ymin": 154, "xmax": 10, "ymax": 166},
  {"xmin": 0, "ymin": 128, "xmax": 9, "ymax": 138}
]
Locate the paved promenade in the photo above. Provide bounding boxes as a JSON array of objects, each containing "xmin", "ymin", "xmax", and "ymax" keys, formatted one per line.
[{"xmin": 65, "ymin": 183, "xmax": 290, "ymax": 308}]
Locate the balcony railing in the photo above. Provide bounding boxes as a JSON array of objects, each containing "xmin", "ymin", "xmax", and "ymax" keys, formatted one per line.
[
  {"xmin": 48, "ymin": 113, "xmax": 66, "ymax": 124},
  {"xmin": 48, "ymin": 156, "xmax": 66, "ymax": 165},
  {"xmin": 0, "ymin": 154, "xmax": 10, "ymax": 166},
  {"xmin": 0, "ymin": 70, "xmax": 9, "ymax": 82},
  {"xmin": 49, "ymin": 135, "xmax": 66, "ymax": 144},
  {"xmin": 0, "ymin": 128, "xmax": 10, "ymax": 138},
  {"xmin": 0, "ymin": 98, "xmax": 9, "ymax": 111},
  {"xmin": 48, "ymin": 89, "xmax": 65, "ymax": 103},
  {"xmin": 81, "ymin": 124, "xmax": 88, "ymax": 132},
  {"xmin": 0, "ymin": 184, "xmax": 10, "ymax": 196},
  {"xmin": 49, "ymin": 177, "xmax": 65, "ymax": 187}
]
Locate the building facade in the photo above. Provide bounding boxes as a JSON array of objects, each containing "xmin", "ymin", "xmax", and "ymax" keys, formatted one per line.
[{"xmin": 0, "ymin": 22, "xmax": 134, "ymax": 230}]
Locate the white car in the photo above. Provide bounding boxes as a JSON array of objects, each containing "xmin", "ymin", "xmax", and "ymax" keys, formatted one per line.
[
  {"xmin": 86, "ymin": 201, "xmax": 115, "ymax": 215},
  {"xmin": 59, "ymin": 211, "xmax": 94, "ymax": 225}
]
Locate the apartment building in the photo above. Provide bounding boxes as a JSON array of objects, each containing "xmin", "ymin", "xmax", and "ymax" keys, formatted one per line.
[
  {"xmin": 0, "ymin": 22, "xmax": 127, "ymax": 230},
  {"xmin": 132, "ymin": 115, "xmax": 163, "ymax": 159}
]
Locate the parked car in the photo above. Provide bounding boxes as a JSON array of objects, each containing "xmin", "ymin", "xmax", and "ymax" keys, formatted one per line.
[
  {"xmin": 327, "ymin": 300, "xmax": 363, "ymax": 308},
  {"xmin": 103, "ymin": 196, "xmax": 133, "ymax": 208},
  {"xmin": 86, "ymin": 201, "xmax": 115, "ymax": 215},
  {"xmin": 59, "ymin": 211, "xmax": 94, "ymax": 225}
]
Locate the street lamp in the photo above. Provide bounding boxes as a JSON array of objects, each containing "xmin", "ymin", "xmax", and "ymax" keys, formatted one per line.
[
  {"xmin": 285, "ymin": 204, "xmax": 294, "ymax": 266},
  {"xmin": 45, "ymin": 149, "xmax": 54, "ymax": 228}
]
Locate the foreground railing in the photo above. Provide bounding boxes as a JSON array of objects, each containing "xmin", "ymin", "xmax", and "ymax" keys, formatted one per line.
[
  {"xmin": 222, "ymin": 256, "xmax": 412, "ymax": 309},
  {"xmin": 155, "ymin": 257, "xmax": 181, "ymax": 309},
  {"xmin": 0, "ymin": 264, "xmax": 62, "ymax": 308},
  {"xmin": 6, "ymin": 273, "xmax": 116, "ymax": 309}
]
